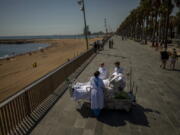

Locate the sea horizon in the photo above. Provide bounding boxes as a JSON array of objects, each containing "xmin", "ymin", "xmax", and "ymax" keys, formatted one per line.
[{"xmin": 0, "ymin": 34, "xmax": 103, "ymax": 40}]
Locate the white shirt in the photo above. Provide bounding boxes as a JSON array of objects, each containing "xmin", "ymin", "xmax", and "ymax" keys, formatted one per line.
[
  {"xmin": 98, "ymin": 67, "xmax": 109, "ymax": 80},
  {"xmin": 114, "ymin": 67, "xmax": 124, "ymax": 74}
]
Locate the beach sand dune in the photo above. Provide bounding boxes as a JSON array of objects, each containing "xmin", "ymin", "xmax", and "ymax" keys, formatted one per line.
[{"xmin": 0, "ymin": 38, "xmax": 100, "ymax": 102}]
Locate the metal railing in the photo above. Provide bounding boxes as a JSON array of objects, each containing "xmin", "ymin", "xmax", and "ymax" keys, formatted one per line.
[{"xmin": 0, "ymin": 48, "xmax": 95, "ymax": 135}]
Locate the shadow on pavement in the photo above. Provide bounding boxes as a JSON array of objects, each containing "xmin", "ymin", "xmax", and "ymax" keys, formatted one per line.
[
  {"xmin": 165, "ymin": 69, "xmax": 180, "ymax": 72},
  {"xmin": 78, "ymin": 103, "xmax": 160, "ymax": 127},
  {"xmin": 173, "ymin": 69, "xmax": 180, "ymax": 72}
]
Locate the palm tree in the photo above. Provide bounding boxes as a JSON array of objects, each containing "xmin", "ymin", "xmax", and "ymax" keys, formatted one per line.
[
  {"xmin": 151, "ymin": 0, "xmax": 161, "ymax": 47},
  {"xmin": 169, "ymin": 16, "xmax": 177, "ymax": 39},
  {"xmin": 140, "ymin": 0, "xmax": 152, "ymax": 44},
  {"xmin": 174, "ymin": 0, "xmax": 180, "ymax": 8},
  {"xmin": 176, "ymin": 11, "xmax": 180, "ymax": 37},
  {"xmin": 162, "ymin": 0, "xmax": 174, "ymax": 48},
  {"xmin": 159, "ymin": 3, "xmax": 167, "ymax": 46},
  {"xmin": 116, "ymin": 0, "xmax": 177, "ymax": 45}
]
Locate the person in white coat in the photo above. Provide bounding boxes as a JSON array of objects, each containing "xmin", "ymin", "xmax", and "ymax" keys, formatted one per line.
[
  {"xmin": 114, "ymin": 61, "xmax": 124, "ymax": 74},
  {"xmin": 109, "ymin": 61, "xmax": 126, "ymax": 91},
  {"xmin": 90, "ymin": 71, "xmax": 105, "ymax": 117},
  {"xmin": 98, "ymin": 63, "xmax": 109, "ymax": 80}
]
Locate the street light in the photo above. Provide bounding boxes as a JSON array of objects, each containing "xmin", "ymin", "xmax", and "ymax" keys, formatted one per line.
[
  {"xmin": 104, "ymin": 18, "xmax": 108, "ymax": 34},
  {"xmin": 77, "ymin": 0, "xmax": 89, "ymax": 50}
]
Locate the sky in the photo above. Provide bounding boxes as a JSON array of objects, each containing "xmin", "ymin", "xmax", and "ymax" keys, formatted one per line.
[{"xmin": 0, "ymin": 0, "xmax": 140, "ymax": 36}]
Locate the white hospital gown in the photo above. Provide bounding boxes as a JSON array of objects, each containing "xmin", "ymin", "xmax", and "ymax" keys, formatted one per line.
[
  {"xmin": 90, "ymin": 77, "xmax": 105, "ymax": 109},
  {"xmin": 73, "ymin": 82, "xmax": 91, "ymax": 100}
]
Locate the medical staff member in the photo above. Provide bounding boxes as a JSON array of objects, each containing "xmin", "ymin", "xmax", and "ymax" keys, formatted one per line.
[
  {"xmin": 114, "ymin": 61, "xmax": 124, "ymax": 74},
  {"xmin": 90, "ymin": 71, "xmax": 105, "ymax": 117},
  {"xmin": 98, "ymin": 63, "xmax": 109, "ymax": 80}
]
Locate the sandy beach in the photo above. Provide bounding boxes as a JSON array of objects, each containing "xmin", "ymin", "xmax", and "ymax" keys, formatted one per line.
[{"xmin": 0, "ymin": 38, "xmax": 101, "ymax": 102}]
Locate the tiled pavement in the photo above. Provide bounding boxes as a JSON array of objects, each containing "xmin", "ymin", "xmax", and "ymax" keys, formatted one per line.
[{"xmin": 31, "ymin": 35, "xmax": 180, "ymax": 135}]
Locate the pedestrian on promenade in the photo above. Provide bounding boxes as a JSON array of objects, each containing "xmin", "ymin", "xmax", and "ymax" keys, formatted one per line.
[
  {"xmin": 109, "ymin": 40, "xmax": 111, "ymax": 49},
  {"xmin": 170, "ymin": 48, "xmax": 178, "ymax": 70},
  {"xmin": 102, "ymin": 39, "xmax": 105, "ymax": 45},
  {"xmin": 98, "ymin": 63, "xmax": 109, "ymax": 80},
  {"xmin": 100, "ymin": 40, "xmax": 104, "ymax": 50},
  {"xmin": 98, "ymin": 40, "xmax": 102, "ymax": 51},
  {"xmin": 94, "ymin": 42, "xmax": 98, "ymax": 53},
  {"xmin": 90, "ymin": 71, "xmax": 105, "ymax": 117},
  {"xmin": 97, "ymin": 40, "xmax": 101, "ymax": 51},
  {"xmin": 111, "ymin": 39, "xmax": 114, "ymax": 48},
  {"xmin": 160, "ymin": 48, "xmax": 169, "ymax": 69}
]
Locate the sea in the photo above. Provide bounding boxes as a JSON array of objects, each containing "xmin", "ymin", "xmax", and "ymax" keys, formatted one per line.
[
  {"xmin": 0, "ymin": 35, "xmax": 99, "ymax": 40},
  {"xmin": 0, "ymin": 35, "xmax": 100, "ymax": 59},
  {"xmin": 0, "ymin": 43, "xmax": 49, "ymax": 59}
]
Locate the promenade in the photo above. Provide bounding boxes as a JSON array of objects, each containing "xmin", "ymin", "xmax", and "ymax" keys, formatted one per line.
[{"xmin": 31, "ymin": 35, "xmax": 180, "ymax": 135}]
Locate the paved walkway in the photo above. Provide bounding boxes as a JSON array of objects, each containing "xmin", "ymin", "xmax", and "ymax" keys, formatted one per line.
[{"xmin": 31, "ymin": 35, "xmax": 180, "ymax": 135}]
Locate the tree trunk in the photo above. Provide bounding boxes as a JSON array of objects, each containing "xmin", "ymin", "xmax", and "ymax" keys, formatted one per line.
[
  {"xmin": 164, "ymin": 13, "xmax": 170, "ymax": 48},
  {"xmin": 145, "ymin": 16, "xmax": 149, "ymax": 44},
  {"xmin": 161, "ymin": 15, "xmax": 166, "ymax": 47},
  {"xmin": 159, "ymin": 16, "xmax": 163, "ymax": 46},
  {"xmin": 142, "ymin": 19, "xmax": 145, "ymax": 43},
  {"xmin": 170, "ymin": 26, "xmax": 173, "ymax": 39},
  {"xmin": 152, "ymin": 13, "xmax": 157, "ymax": 47}
]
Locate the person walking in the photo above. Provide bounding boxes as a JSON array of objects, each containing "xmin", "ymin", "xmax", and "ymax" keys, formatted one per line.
[
  {"xmin": 160, "ymin": 48, "xmax": 169, "ymax": 69},
  {"xmin": 170, "ymin": 48, "xmax": 178, "ymax": 70},
  {"xmin": 94, "ymin": 41, "xmax": 98, "ymax": 53},
  {"xmin": 109, "ymin": 40, "xmax": 111, "ymax": 49},
  {"xmin": 111, "ymin": 39, "xmax": 114, "ymax": 48},
  {"xmin": 100, "ymin": 40, "xmax": 104, "ymax": 50},
  {"xmin": 97, "ymin": 40, "xmax": 100, "ymax": 51}
]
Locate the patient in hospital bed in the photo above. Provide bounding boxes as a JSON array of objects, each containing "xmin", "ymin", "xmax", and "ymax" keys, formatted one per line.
[{"xmin": 72, "ymin": 64, "xmax": 126, "ymax": 101}]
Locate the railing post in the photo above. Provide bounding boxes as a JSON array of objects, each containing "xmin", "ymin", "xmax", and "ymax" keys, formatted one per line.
[
  {"xmin": 25, "ymin": 91, "xmax": 32, "ymax": 115},
  {"xmin": 0, "ymin": 109, "xmax": 5, "ymax": 135}
]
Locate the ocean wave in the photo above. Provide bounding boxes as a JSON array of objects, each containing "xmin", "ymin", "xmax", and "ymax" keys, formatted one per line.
[
  {"xmin": 0, "ymin": 43, "xmax": 49, "ymax": 60},
  {"xmin": 0, "ymin": 54, "xmax": 12, "ymax": 59}
]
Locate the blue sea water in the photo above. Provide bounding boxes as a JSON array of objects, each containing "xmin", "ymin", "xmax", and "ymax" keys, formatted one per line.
[
  {"xmin": 0, "ymin": 35, "xmax": 101, "ymax": 59},
  {"xmin": 0, "ymin": 35, "xmax": 99, "ymax": 40},
  {"xmin": 0, "ymin": 43, "xmax": 49, "ymax": 59}
]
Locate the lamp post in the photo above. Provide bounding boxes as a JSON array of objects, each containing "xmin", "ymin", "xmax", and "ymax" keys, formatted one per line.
[
  {"xmin": 104, "ymin": 18, "xmax": 108, "ymax": 34},
  {"xmin": 77, "ymin": 0, "xmax": 89, "ymax": 50}
]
